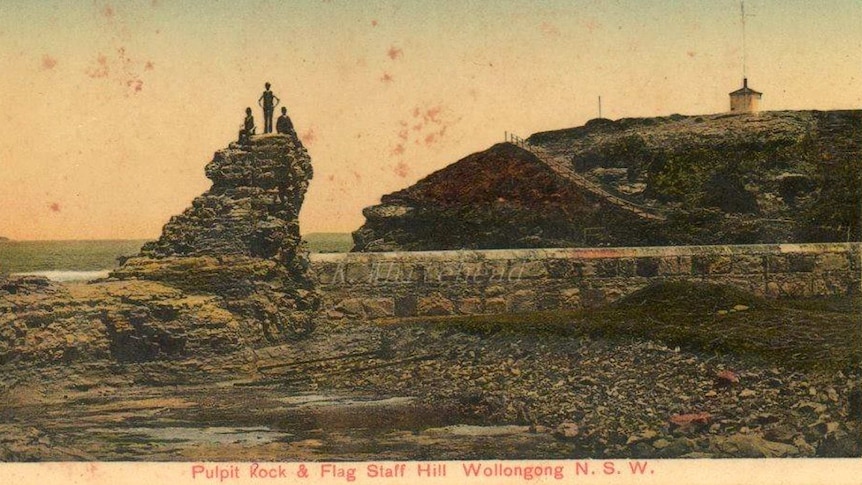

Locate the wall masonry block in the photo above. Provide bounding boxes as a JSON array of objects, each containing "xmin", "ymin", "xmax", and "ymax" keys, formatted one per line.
[
  {"xmin": 766, "ymin": 255, "xmax": 789, "ymax": 273},
  {"xmin": 485, "ymin": 298, "xmax": 508, "ymax": 314},
  {"xmin": 394, "ymin": 295, "xmax": 417, "ymax": 317},
  {"xmin": 508, "ymin": 289, "xmax": 538, "ymax": 312},
  {"xmin": 344, "ymin": 264, "xmax": 374, "ymax": 283},
  {"xmin": 334, "ymin": 298, "xmax": 365, "ymax": 318},
  {"xmin": 787, "ymin": 254, "xmax": 816, "ymax": 273},
  {"xmin": 636, "ymin": 258, "xmax": 660, "ymax": 277},
  {"xmin": 507, "ymin": 260, "xmax": 548, "ymax": 279},
  {"xmin": 485, "ymin": 285, "xmax": 507, "ymax": 297},
  {"xmin": 418, "ymin": 294, "xmax": 456, "ymax": 316},
  {"xmin": 579, "ymin": 261, "xmax": 598, "ymax": 277},
  {"xmin": 766, "ymin": 276, "xmax": 810, "ymax": 298},
  {"xmin": 310, "ymin": 243, "xmax": 860, "ymax": 321},
  {"xmin": 710, "ymin": 256, "xmax": 733, "ymax": 274},
  {"xmin": 546, "ymin": 259, "xmax": 575, "ymax": 278},
  {"xmin": 484, "ymin": 260, "xmax": 511, "ymax": 283},
  {"xmin": 691, "ymin": 255, "xmax": 711, "ymax": 275},
  {"xmin": 595, "ymin": 260, "xmax": 620, "ymax": 277},
  {"xmin": 732, "ymin": 255, "xmax": 764, "ymax": 274},
  {"xmin": 817, "ymin": 253, "xmax": 850, "ymax": 272},
  {"xmin": 458, "ymin": 297, "xmax": 483, "ymax": 315},
  {"xmin": 657, "ymin": 256, "xmax": 692, "ymax": 276},
  {"xmin": 362, "ymin": 298, "xmax": 395, "ymax": 319}
]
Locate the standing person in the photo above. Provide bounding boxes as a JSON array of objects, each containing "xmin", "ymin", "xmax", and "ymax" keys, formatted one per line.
[
  {"xmin": 258, "ymin": 82, "xmax": 280, "ymax": 134},
  {"xmin": 276, "ymin": 106, "xmax": 295, "ymax": 136}
]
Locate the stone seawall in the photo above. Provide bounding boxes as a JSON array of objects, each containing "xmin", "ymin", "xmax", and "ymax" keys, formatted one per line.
[{"xmin": 310, "ymin": 243, "xmax": 861, "ymax": 321}]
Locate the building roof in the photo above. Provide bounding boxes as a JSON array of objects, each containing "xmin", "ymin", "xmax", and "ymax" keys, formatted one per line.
[{"xmin": 729, "ymin": 78, "xmax": 762, "ymax": 96}]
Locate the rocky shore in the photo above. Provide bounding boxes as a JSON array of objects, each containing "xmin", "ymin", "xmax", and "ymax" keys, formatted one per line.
[
  {"xmin": 1, "ymin": 126, "xmax": 859, "ymax": 461},
  {"xmin": 1, "ymin": 133, "xmax": 319, "ymax": 384},
  {"xmin": 2, "ymin": 268, "xmax": 860, "ymax": 459},
  {"xmin": 301, "ymin": 321, "xmax": 861, "ymax": 458}
]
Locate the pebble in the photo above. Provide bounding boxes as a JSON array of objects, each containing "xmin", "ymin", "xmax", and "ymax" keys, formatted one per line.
[
  {"xmin": 296, "ymin": 322, "xmax": 858, "ymax": 459},
  {"xmin": 652, "ymin": 438, "xmax": 670, "ymax": 449}
]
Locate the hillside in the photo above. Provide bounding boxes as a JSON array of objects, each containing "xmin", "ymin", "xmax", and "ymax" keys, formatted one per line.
[
  {"xmin": 353, "ymin": 110, "xmax": 861, "ymax": 251},
  {"xmin": 353, "ymin": 143, "xmax": 657, "ymax": 251}
]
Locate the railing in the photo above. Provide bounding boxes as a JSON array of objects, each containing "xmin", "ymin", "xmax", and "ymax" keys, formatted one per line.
[
  {"xmin": 506, "ymin": 131, "xmax": 666, "ymax": 221},
  {"xmin": 504, "ymin": 131, "xmax": 530, "ymax": 149}
]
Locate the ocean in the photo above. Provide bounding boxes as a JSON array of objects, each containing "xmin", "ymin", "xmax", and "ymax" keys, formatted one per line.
[{"xmin": 0, "ymin": 233, "xmax": 352, "ymax": 282}]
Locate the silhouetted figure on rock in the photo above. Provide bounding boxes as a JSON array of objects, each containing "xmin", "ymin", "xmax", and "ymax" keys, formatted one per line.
[
  {"xmin": 238, "ymin": 107, "xmax": 256, "ymax": 144},
  {"xmin": 276, "ymin": 107, "xmax": 295, "ymax": 136},
  {"xmin": 258, "ymin": 82, "xmax": 280, "ymax": 134}
]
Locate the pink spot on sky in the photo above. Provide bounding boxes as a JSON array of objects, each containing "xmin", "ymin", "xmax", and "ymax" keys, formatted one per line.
[
  {"xmin": 102, "ymin": 5, "xmax": 115, "ymax": 18},
  {"xmin": 49, "ymin": 202, "xmax": 61, "ymax": 213},
  {"xmin": 126, "ymin": 79, "xmax": 143, "ymax": 93},
  {"xmin": 687, "ymin": 51, "xmax": 697, "ymax": 58},
  {"xmin": 390, "ymin": 104, "xmax": 460, "ymax": 157},
  {"xmin": 300, "ymin": 128, "xmax": 316, "ymax": 145},
  {"xmin": 144, "ymin": 60, "xmax": 154, "ymax": 70},
  {"xmin": 87, "ymin": 54, "xmax": 109, "ymax": 78},
  {"xmin": 584, "ymin": 19, "xmax": 601, "ymax": 33},
  {"xmin": 327, "ymin": 174, "xmax": 335, "ymax": 182},
  {"xmin": 392, "ymin": 104, "xmax": 457, "ymax": 157},
  {"xmin": 371, "ymin": 19, "xmax": 378, "ymax": 27},
  {"xmin": 394, "ymin": 161, "xmax": 409, "ymax": 178},
  {"xmin": 380, "ymin": 72, "xmax": 393, "ymax": 83},
  {"xmin": 424, "ymin": 106, "xmax": 442, "ymax": 123},
  {"xmin": 540, "ymin": 21, "xmax": 560, "ymax": 36},
  {"xmin": 41, "ymin": 55, "xmax": 57, "ymax": 70},
  {"xmin": 387, "ymin": 46, "xmax": 403, "ymax": 60}
]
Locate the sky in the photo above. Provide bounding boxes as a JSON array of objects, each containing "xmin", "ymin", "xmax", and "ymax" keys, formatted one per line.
[{"xmin": 0, "ymin": 0, "xmax": 860, "ymax": 240}]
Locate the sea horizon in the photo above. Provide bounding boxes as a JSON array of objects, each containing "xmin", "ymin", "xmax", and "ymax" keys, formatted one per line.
[{"xmin": 1, "ymin": 234, "xmax": 353, "ymax": 281}]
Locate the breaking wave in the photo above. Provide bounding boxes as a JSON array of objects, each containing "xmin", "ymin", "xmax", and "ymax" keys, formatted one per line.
[{"xmin": 12, "ymin": 270, "xmax": 112, "ymax": 282}]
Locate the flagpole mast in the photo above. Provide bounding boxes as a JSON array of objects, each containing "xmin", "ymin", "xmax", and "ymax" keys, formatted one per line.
[{"xmin": 741, "ymin": 1, "xmax": 747, "ymax": 79}]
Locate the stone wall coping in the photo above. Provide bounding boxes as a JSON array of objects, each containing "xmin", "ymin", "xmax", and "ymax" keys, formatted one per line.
[{"xmin": 310, "ymin": 243, "xmax": 861, "ymax": 263}]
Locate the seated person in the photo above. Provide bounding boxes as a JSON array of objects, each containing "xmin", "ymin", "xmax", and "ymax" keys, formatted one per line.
[
  {"xmin": 276, "ymin": 107, "xmax": 295, "ymax": 135},
  {"xmin": 238, "ymin": 107, "xmax": 256, "ymax": 144}
]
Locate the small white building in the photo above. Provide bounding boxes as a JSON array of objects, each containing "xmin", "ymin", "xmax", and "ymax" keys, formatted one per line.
[{"xmin": 729, "ymin": 78, "xmax": 762, "ymax": 113}]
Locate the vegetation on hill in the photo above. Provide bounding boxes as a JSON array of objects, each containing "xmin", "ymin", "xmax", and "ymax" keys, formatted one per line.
[
  {"xmin": 535, "ymin": 110, "xmax": 862, "ymax": 245},
  {"xmin": 353, "ymin": 110, "xmax": 861, "ymax": 251}
]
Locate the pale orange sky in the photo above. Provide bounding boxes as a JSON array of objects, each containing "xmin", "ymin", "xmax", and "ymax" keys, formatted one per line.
[{"xmin": 1, "ymin": 0, "xmax": 860, "ymax": 240}]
